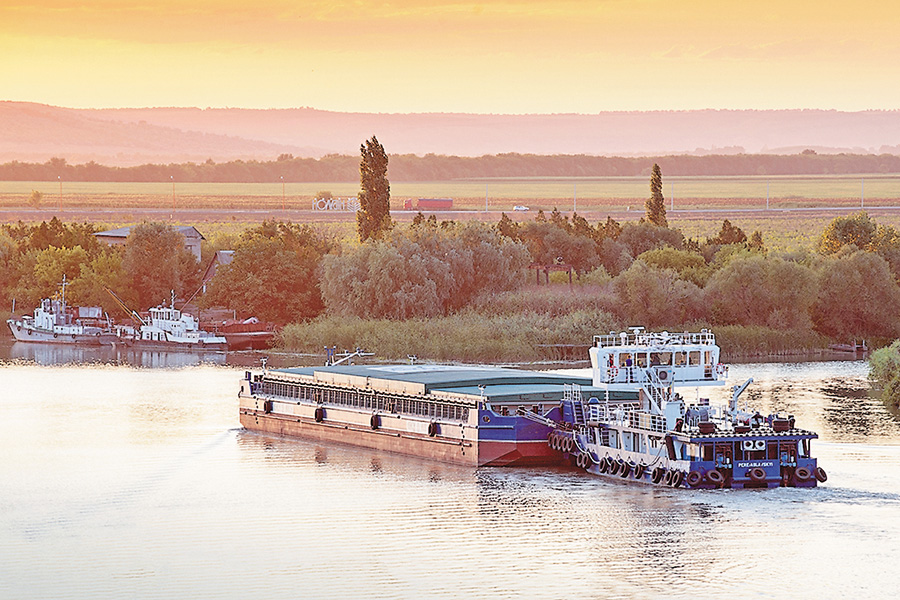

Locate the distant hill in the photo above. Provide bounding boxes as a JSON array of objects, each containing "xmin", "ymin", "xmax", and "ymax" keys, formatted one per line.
[{"xmin": 3, "ymin": 102, "xmax": 900, "ymax": 166}]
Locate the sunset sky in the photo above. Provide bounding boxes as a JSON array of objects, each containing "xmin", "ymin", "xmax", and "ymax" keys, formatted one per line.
[{"xmin": 1, "ymin": 1, "xmax": 897, "ymax": 113}]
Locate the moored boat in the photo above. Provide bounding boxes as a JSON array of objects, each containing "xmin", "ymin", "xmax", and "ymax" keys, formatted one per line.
[
  {"xmin": 6, "ymin": 277, "xmax": 117, "ymax": 345},
  {"xmin": 127, "ymin": 301, "xmax": 228, "ymax": 350}
]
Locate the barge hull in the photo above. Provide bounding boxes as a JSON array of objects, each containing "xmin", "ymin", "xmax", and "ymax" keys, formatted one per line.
[{"xmin": 240, "ymin": 411, "xmax": 479, "ymax": 466}]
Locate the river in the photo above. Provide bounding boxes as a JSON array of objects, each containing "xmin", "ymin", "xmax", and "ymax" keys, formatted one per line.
[{"xmin": 1, "ymin": 340, "xmax": 898, "ymax": 600}]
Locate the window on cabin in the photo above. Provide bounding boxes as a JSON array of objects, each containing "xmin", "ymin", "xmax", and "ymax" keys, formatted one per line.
[
  {"xmin": 650, "ymin": 352, "xmax": 672, "ymax": 366},
  {"xmin": 689, "ymin": 351, "xmax": 701, "ymax": 365}
]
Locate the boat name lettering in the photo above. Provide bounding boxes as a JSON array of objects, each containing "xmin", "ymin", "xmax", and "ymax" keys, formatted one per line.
[{"xmin": 736, "ymin": 460, "xmax": 776, "ymax": 469}]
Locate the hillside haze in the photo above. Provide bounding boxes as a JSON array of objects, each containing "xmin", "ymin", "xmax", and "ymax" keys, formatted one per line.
[{"xmin": 3, "ymin": 102, "xmax": 900, "ymax": 166}]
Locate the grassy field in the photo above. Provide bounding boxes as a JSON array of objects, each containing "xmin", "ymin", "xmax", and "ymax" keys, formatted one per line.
[
  {"xmin": 5, "ymin": 176, "xmax": 900, "ymax": 255},
  {"xmin": 2, "ymin": 175, "xmax": 900, "ymax": 212}
]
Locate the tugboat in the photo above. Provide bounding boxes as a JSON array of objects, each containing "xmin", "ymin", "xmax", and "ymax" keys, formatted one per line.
[
  {"xmin": 107, "ymin": 289, "xmax": 227, "ymax": 351},
  {"xmin": 536, "ymin": 328, "xmax": 826, "ymax": 488},
  {"xmin": 6, "ymin": 276, "xmax": 116, "ymax": 345}
]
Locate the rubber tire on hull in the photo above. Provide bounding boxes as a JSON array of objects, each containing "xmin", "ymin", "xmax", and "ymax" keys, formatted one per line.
[
  {"xmin": 633, "ymin": 464, "xmax": 645, "ymax": 479},
  {"xmin": 597, "ymin": 457, "xmax": 609, "ymax": 473},
  {"xmin": 663, "ymin": 470, "xmax": 673, "ymax": 486},
  {"xmin": 794, "ymin": 466, "xmax": 812, "ymax": 481},
  {"xmin": 706, "ymin": 469, "xmax": 725, "ymax": 487},
  {"xmin": 370, "ymin": 414, "xmax": 380, "ymax": 430},
  {"xmin": 815, "ymin": 467, "xmax": 828, "ymax": 483},
  {"xmin": 314, "ymin": 407, "xmax": 324, "ymax": 422},
  {"xmin": 670, "ymin": 471, "xmax": 684, "ymax": 488},
  {"xmin": 652, "ymin": 467, "xmax": 665, "ymax": 484},
  {"xmin": 686, "ymin": 471, "xmax": 703, "ymax": 487},
  {"xmin": 748, "ymin": 467, "xmax": 767, "ymax": 483},
  {"xmin": 618, "ymin": 461, "xmax": 631, "ymax": 478}
]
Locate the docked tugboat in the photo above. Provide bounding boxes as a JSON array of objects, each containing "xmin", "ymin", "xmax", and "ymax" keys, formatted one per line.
[
  {"xmin": 541, "ymin": 329, "xmax": 826, "ymax": 488},
  {"xmin": 6, "ymin": 277, "xmax": 116, "ymax": 345},
  {"xmin": 128, "ymin": 300, "xmax": 228, "ymax": 350},
  {"xmin": 107, "ymin": 290, "xmax": 227, "ymax": 351}
]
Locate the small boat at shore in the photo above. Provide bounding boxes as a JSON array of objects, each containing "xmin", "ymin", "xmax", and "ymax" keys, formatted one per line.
[
  {"xmin": 6, "ymin": 277, "xmax": 118, "ymax": 345},
  {"xmin": 125, "ymin": 300, "xmax": 228, "ymax": 351}
]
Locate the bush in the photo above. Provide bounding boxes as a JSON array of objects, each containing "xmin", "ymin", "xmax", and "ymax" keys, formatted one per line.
[
  {"xmin": 321, "ymin": 223, "xmax": 530, "ymax": 319},
  {"xmin": 279, "ymin": 309, "xmax": 619, "ymax": 363},
  {"xmin": 869, "ymin": 341, "xmax": 900, "ymax": 411}
]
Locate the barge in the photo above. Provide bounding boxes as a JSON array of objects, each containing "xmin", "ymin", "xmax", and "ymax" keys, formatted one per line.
[
  {"xmin": 240, "ymin": 360, "xmax": 594, "ymax": 466},
  {"xmin": 239, "ymin": 329, "xmax": 826, "ymax": 487}
]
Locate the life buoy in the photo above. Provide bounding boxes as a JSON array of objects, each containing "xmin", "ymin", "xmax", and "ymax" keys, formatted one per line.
[
  {"xmin": 795, "ymin": 466, "xmax": 812, "ymax": 481},
  {"xmin": 651, "ymin": 467, "xmax": 665, "ymax": 484},
  {"xmin": 686, "ymin": 471, "xmax": 703, "ymax": 487},
  {"xmin": 748, "ymin": 467, "xmax": 767, "ymax": 482},
  {"xmin": 670, "ymin": 471, "xmax": 684, "ymax": 487},
  {"xmin": 716, "ymin": 363, "xmax": 726, "ymax": 376},
  {"xmin": 608, "ymin": 366, "xmax": 619, "ymax": 380},
  {"xmin": 706, "ymin": 469, "xmax": 725, "ymax": 487},
  {"xmin": 618, "ymin": 460, "xmax": 631, "ymax": 478},
  {"xmin": 814, "ymin": 467, "xmax": 828, "ymax": 483},
  {"xmin": 314, "ymin": 407, "xmax": 324, "ymax": 422},
  {"xmin": 428, "ymin": 422, "xmax": 438, "ymax": 437},
  {"xmin": 370, "ymin": 414, "xmax": 380, "ymax": 430}
]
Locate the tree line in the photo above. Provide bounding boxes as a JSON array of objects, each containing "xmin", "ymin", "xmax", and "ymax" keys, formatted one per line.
[
  {"xmin": 3, "ymin": 150, "xmax": 900, "ymax": 183},
  {"xmin": 4, "ymin": 157, "xmax": 900, "ymax": 353}
]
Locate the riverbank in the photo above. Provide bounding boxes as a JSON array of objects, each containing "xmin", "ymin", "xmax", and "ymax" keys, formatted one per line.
[{"xmin": 278, "ymin": 316, "xmax": 844, "ymax": 364}]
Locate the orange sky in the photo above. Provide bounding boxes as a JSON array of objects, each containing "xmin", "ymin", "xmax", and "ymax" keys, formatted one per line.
[{"xmin": 1, "ymin": 1, "xmax": 897, "ymax": 112}]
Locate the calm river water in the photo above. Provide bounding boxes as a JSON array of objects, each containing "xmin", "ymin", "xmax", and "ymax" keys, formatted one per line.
[{"xmin": 1, "ymin": 341, "xmax": 899, "ymax": 600}]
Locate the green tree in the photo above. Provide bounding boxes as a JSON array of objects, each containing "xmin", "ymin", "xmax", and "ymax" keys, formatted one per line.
[
  {"xmin": 617, "ymin": 221, "xmax": 683, "ymax": 258},
  {"xmin": 322, "ymin": 223, "xmax": 529, "ymax": 319},
  {"xmin": 812, "ymin": 251, "xmax": 900, "ymax": 341},
  {"xmin": 29, "ymin": 190, "xmax": 43, "ymax": 208},
  {"xmin": 645, "ymin": 163, "xmax": 667, "ymax": 228},
  {"xmin": 68, "ymin": 248, "xmax": 133, "ymax": 313},
  {"xmin": 356, "ymin": 136, "xmax": 392, "ymax": 242},
  {"xmin": 708, "ymin": 219, "xmax": 747, "ymax": 246},
  {"xmin": 704, "ymin": 254, "xmax": 817, "ymax": 329},
  {"xmin": 818, "ymin": 211, "xmax": 877, "ymax": 254},
  {"xmin": 203, "ymin": 221, "xmax": 331, "ymax": 324},
  {"xmin": 121, "ymin": 222, "xmax": 201, "ymax": 310},
  {"xmin": 637, "ymin": 247, "xmax": 712, "ymax": 287},
  {"xmin": 610, "ymin": 260, "xmax": 702, "ymax": 327},
  {"xmin": 9, "ymin": 245, "xmax": 89, "ymax": 307}
]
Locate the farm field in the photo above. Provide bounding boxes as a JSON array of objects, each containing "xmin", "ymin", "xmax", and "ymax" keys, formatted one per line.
[
  {"xmin": 4, "ymin": 176, "xmax": 900, "ymax": 254},
  {"xmin": 2, "ymin": 175, "xmax": 900, "ymax": 212}
]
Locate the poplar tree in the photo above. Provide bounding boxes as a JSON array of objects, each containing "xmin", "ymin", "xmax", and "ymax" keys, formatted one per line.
[
  {"xmin": 645, "ymin": 163, "xmax": 668, "ymax": 228},
  {"xmin": 357, "ymin": 136, "xmax": 392, "ymax": 242}
]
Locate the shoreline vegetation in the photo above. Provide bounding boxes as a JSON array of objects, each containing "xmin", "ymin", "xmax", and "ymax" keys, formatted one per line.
[{"xmin": 4, "ymin": 156, "xmax": 900, "ymax": 367}]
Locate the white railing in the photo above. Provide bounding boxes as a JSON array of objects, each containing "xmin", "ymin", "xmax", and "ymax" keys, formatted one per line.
[
  {"xmin": 587, "ymin": 404, "xmax": 666, "ymax": 433},
  {"xmin": 593, "ymin": 330, "xmax": 716, "ymax": 349},
  {"xmin": 599, "ymin": 364, "xmax": 727, "ymax": 385}
]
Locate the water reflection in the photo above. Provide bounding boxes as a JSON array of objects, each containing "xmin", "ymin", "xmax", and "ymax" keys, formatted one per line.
[
  {"xmin": 0, "ymin": 337, "xmax": 319, "ymax": 369},
  {"xmin": 4, "ymin": 358, "xmax": 900, "ymax": 599}
]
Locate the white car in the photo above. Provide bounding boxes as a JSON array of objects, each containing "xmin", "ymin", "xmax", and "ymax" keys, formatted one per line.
[{"xmin": 512, "ymin": 205, "xmax": 530, "ymax": 211}]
